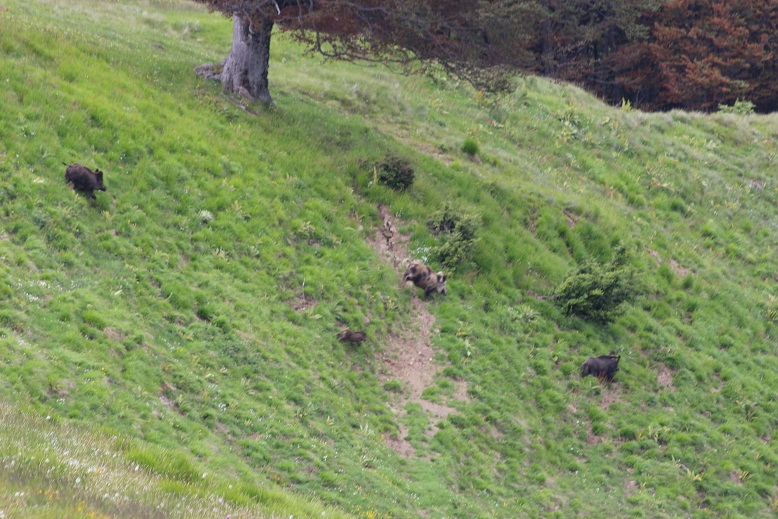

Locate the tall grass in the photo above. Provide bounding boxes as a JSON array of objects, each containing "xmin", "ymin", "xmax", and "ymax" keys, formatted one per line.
[
  {"xmin": 0, "ymin": 0, "xmax": 776, "ymax": 517},
  {"xmin": 0, "ymin": 402, "xmax": 346, "ymax": 518}
]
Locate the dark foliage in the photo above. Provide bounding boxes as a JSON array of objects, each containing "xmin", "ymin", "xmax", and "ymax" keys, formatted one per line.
[
  {"xmin": 192, "ymin": 0, "xmax": 778, "ymax": 112},
  {"xmin": 554, "ymin": 246, "xmax": 639, "ymax": 322},
  {"xmin": 427, "ymin": 203, "xmax": 481, "ymax": 271},
  {"xmin": 544, "ymin": 0, "xmax": 778, "ymax": 112},
  {"xmin": 374, "ymin": 154, "xmax": 415, "ymax": 192},
  {"xmin": 192, "ymin": 0, "xmax": 539, "ymax": 100},
  {"xmin": 612, "ymin": 0, "xmax": 778, "ymax": 112}
]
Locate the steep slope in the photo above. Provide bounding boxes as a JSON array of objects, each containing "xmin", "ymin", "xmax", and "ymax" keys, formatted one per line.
[{"xmin": 0, "ymin": 0, "xmax": 776, "ymax": 517}]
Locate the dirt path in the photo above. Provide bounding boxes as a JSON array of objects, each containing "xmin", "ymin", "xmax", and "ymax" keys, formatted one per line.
[{"xmin": 368, "ymin": 204, "xmax": 467, "ymax": 458}]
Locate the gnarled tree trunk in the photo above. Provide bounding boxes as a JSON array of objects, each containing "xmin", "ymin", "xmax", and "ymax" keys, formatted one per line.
[{"xmin": 221, "ymin": 14, "xmax": 274, "ymax": 105}]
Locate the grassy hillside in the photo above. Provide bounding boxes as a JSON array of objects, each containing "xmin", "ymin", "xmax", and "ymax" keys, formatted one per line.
[{"xmin": 1, "ymin": 0, "xmax": 776, "ymax": 517}]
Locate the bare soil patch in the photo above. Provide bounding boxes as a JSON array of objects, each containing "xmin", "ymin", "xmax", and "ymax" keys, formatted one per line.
[
  {"xmin": 585, "ymin": 424, "xmax": 602, "ymax": 446},
  {"xmin": 290, "ymin": 293, "xmax": 317, "ymax": 313},
  {"xmin": 384, "ymin": 423, "xmax": 413, "ymax": 459},
  {"xmin": 598, "ymin": 385, "xmax": 622, "ymax": 409},
  {"xmin": 729, "ymin": 470, "xmax": 745, "ymax": 485},
  {"xmin": 104, "ymin": 327, "xmax": 125, "ymax": 343},
  {"xmin": 646, "ymin": 248, "xmax": 693, "ymax": 278},
  {"xmin": 369, "ymin": 204, "xmax": 468, "ymax": 458},
  {"xmin": 657, "ymin": 363, "xmax": 675, "ymax": 390}
]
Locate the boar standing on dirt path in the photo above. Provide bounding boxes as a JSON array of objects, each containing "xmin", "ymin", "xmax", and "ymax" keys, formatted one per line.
[
  {"xmin": 64, "ymin": 162, "xmax": 106, "ymax": 199},
  {"xmin": 402, "ymin": 261, "xmax": 447, "ymax": 299}
]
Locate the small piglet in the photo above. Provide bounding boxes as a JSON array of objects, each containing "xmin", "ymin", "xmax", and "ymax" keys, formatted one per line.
[{"xmin": 63, "ymin": 162, "xmax": 106, "ymax": 199}]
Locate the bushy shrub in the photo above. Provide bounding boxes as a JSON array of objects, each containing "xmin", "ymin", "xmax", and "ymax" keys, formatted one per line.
[
  {"xmin": 373, "ymin": 154, "xmax": 415, "ymax": 191},
  {"xmin": 428, "ymin": 203, "xmax": 468, "ymax": 235},
  {"xmin": 717, "ymin": 99, "xmax": 755, "ymax": 115},
  {"xmin": 427, "ymin": 202, "xmax": 481, "ymax": 270},
  {"xmin": 554, "ymin": 246, "xmax": 639, "ymax": 323},
  {"xmin": 461, "ymin": 137, "xmax": 479, "ymax": 156}
]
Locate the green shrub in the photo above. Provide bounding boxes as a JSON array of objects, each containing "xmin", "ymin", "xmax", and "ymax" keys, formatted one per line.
[
  {"xmin": 461, "ymin": 137, "xmax": 479, "ymax": 156},
  {"xmin": 717, "ymin": 99, "xmax": 755, "ymax": 115},
  {"xmin": 619, "ymin": 425, "xmax": 640, "ymax": 441},
  {"xmin": 427, "ymin": 202, "xmax": 481, "ymax": 270},
  {"xmin": 373, "ymin": 154, "xmax": 415, "ymax": 191},
  {"xmin": 196, "ymin": 304, "xmax": 216, "ymax": 322},
  {"xmin": 0, "ymin": 310, "xmax": 24, "ymax": 331},
  {"xmin": 384, "ymin": 379, "xmax": 403, "ymax": 393},
  {"xmin": 591, "ymin": 421, "xmax": 607, "ymax": 435},
  {"xmin": 554, "ymin": 246, "xmax": 640, "ymax": 322},
  {"xmin": 81, "ymin": 310, "xmax": 107, "ymax": 329}
]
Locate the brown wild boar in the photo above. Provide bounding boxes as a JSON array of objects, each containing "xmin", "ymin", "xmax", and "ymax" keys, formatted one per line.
[
  {"xmin": 402, "ymin": 261, "xmax": 447, "ymax": 299},
  {"xmin": 581, "ymin": 352, "xmax": 621, "ymax": 382},
  {"xmin": 337, "ymin": 329, "xmax": 367, "ymax": 344},
  {"xmin": 64, "ymin": 162, "xmax": 106, "ymax": 199}
]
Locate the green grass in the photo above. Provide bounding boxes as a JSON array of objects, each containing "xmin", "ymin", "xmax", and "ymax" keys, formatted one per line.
[
  {"xmin": 0, "ymin": 402, "xmax": 343, "ymax": 518},
  {"xmin": 1, "ymin": 0, "xmax": 777, "ymax": 517}
]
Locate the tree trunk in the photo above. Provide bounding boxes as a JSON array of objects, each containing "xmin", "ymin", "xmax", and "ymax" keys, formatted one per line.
[{"xmin": 221, "ymin": 14, "xmax": 274, "ymax": 105}]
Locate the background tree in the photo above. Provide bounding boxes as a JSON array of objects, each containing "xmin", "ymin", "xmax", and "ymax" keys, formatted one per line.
[
  {"xmin": 194, "ymin": 0, "xmax": 778, "ymax": 112},
  {"xmin": 193, "ymin": 0, "xmax": 540, "ymax": 105},
  {"xmin": 530, "ymin": 0, "xmax": 660, "ymax": 100},
  {"xmin": 611, "ymin": 0, "xmax": 778, "ymax": 112}
]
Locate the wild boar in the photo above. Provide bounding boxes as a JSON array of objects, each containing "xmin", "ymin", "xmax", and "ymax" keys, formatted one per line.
[
  {"xmin": 581, "ymin": 353, "xmax": 621, "ymax": 382},
  {"xmin": 337, "ymin": 329, "xmax": 367, "ymax": 344},
  {"xmin": 402, "ymin": 261, "xmax": 447, "ymax": 299},
  {"xmin": 64, "ymin": 162, "xmax": 106, "ymax": 199}
]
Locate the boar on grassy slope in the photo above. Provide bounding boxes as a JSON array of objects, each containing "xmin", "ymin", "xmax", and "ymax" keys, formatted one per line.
[
  {"xmin": 402, "ymin": 261, "xmax": 447, "ymax": 299},
  {"xmin": 581, "ymin": 353, "xmax": 621, "ymax": 382},
  {"xmin": 64, "ymin": 162, "xmax": 106, "ymax": 199},
  {"xmin": 337, "ymin": 329, "xmax": 367, "ymax": 344}
]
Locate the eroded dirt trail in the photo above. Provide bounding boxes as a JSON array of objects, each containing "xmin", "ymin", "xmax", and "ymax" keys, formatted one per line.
[{"xmin": 368, "ymin": 204, "xmax": 467, "ymax": 458}]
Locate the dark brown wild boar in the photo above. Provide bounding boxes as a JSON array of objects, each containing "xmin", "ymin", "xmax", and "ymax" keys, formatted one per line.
[
  {"xmin": 581, "ymin": 352, "xmax": 621, "ymax": 382},
  {"xmin": 64, "ymin": 162, "xmax": 106, "ymax": 199},
  {"xmin": 337, "ymin": 329, "xmax": 367, "ymax": 344}
]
